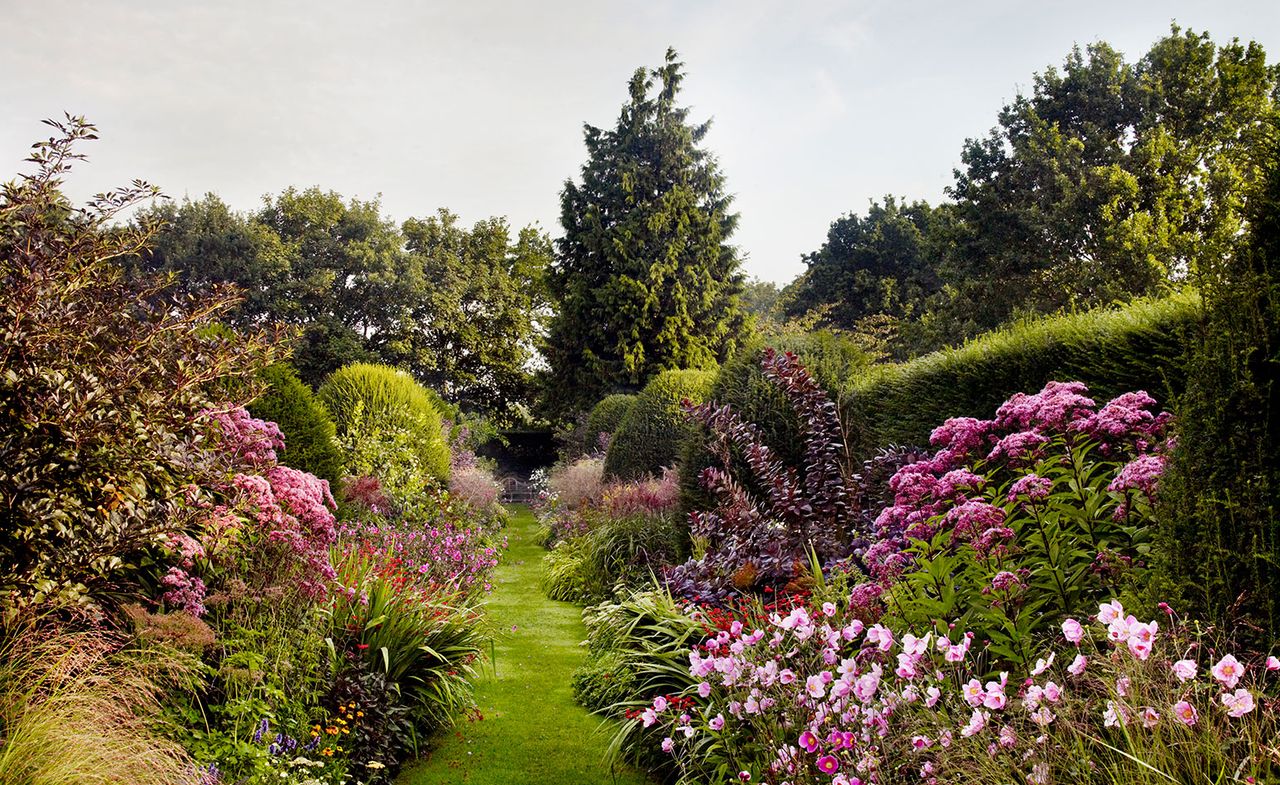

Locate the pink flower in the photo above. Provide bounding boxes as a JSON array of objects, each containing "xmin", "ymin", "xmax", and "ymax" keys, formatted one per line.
[
  {"xmin": 925, "ymin": 686, "xmax": 941, "ymax": 708},
  {"xmin": 960, "ymin": 709, "xmax": 989, "ymax": 737},
  {"xmin": 1267, "ymin": 656, "xmax": 1280, "ymax": 672},
  {"xmin": 1042, "ymin": 682, "xmax": 1062, "ymax": 703},
  {"xmin": 865, "ymin": 624, "xmax": 895, "ymax": 651},
  {"xmin": 816, "ymin": 755, "xmax": 840, "ymax": 774},
  {"xmin": 661, "ymin": 737, "xmax": 674, "ymax": 753},
  {"xmin": 709, "ymin": 713, "xmax": 725, "ymax": 731},
  {"xmin": 1172, "ymin": 659, "xmax": 1197, "ymax": 682},
  {"xmin": 653, "ymin": 696, "xmax": 669, "ymax": 712},
  {"xmin": 1097, "ymin": 599, "xmax": 1124, "ymax": 624},
  {"xmin": 798, "ymin": 730, "xmax": 820, "ymax": 753},
  {"xmin": 1068, "ymin": 654, "xmax": 1088, "ymax": 676},
  {"xmin": 1031, "ymin": 652, "xmax": 1055, "ymax": 676},
  {"xmin": 1007, "ymin": 472, "xmax": 1052, "ymax": 501},
  {"xmin": 698, "ymin": 681, "xmax": 712, "ymax": 697},
  {"xmin": 1222, "ymin": 688, "xmax": 1255, "ymax": 718},
  {"xmin": 1062, "ymin": 618, "xmax": 1084, "ymax": 645},
  {"xmin": 1108, "ymin": 454, "xmax": 1167, "ymax": 496},
  {"xmin": 1139, "ymin": 707, "xmax": 1160, "ymax": 728},
  {"xmin": 1173, "ymin": 700, "xmax": 1198, "ymax": 726},
  {"xmin": 1211, "ymin": 654, "xmax": 1245, "ymax": 689},
  {"xmin": 806, "ymin": 675, "xmax": 827, "ymax": 699},
  {"xmin": 962, "ymin": 678, "xmax": 986, "ymax": 707},
  {"xmin": 1103, "ymin": 700, "xmax": 1126, "ymax": 727}
]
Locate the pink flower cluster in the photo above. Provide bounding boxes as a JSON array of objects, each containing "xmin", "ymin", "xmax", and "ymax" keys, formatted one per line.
[
  {"xmin": 865, "ymin": 381, "xmax": 1171, "ymax": 585},
  {"xmin": 652, "ymin": 596, "xmax": 1279, "ymax": 784},
  {"xmin": 205, "ymin": 407, "xmax": 285, "ymax": 468}
]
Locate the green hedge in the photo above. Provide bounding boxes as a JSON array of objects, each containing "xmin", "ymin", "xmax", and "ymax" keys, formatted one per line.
[
  {"xmin": 840, "ymin": 293, "xmax": 1198, "ymax": 458},
  {"xmin": 587, "ymin": 394, "xmax": 638, "ymax": 443},
  {"xmin": 603, "ymin": 370, "xmax": 715, "ymax": 482},
  {"xmin": 318, "ymin": 362, "xmax": 451, "ymax": 483},
  {"xmin": 677, "ymin": 331, "xmax": 874, "ymax": 514},
  {"xmin": 248, "ymin": 364, "xmax": 342, "ymax": 484}
]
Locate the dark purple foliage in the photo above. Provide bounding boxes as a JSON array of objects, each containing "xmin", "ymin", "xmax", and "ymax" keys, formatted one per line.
[{"xmin": 666, "ymin": 349, "xmax": 919, "ymax": 604}]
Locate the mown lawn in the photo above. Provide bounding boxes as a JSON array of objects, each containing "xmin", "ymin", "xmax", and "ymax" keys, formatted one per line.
[{"xmin": 397, "ymin": 505, "xmax": 653, "ymax": 785}]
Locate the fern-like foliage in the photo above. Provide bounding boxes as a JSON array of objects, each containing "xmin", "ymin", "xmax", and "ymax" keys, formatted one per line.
[{"xmin": 666, "ymin": 349, "xmax": 888, "ymax": 604}]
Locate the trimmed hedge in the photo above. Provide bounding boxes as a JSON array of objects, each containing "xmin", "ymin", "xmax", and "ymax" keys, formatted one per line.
[
  {"xmin": 677, "ymin": 331, "xmax": 874, "ymax": 513},
  {"xmin": 318, "ymin": 362, "xmax": 451, "ymax": 483},
  {"xmin": 587, "ymin": 394, "xmax": 637, "ymax": 442},
  {"xmin": 248, "ymin": 364, "xmax": 343, "ymax": 485},
  {"xmin": 840, "ymin": 292, "xmax": 1198, "ymax": 458},
  {"xmin": 604, "ymin": 370, "xmax": 715, "ymax": 482}
]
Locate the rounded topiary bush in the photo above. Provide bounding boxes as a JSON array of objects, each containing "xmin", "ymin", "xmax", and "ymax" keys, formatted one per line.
[
  {"xmin": 604, "ymin": 369, "xmax": 715, "ymax": 482},
  {"xmin": 586, "ymin": 394, "xmax": 637, "ymax": 447},
  {"xmin": 248, "ymin": 363, "xmax": 343, "ymax": 484},
  {"xmin": 677, "ymin": 331, "xmax": 873, "ymax": 514},
  {"xmin": 318, "ymin": 363, "xmax": 450, "ymax": 485}
]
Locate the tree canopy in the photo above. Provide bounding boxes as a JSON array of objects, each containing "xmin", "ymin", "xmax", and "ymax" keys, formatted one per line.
[
  {"xmin": 135, "ymin": 192, "xmax": 550, "ymax": 423},
  {"xmin": 540, "ymin": 47, "xmax": 746, "ymax": 420}
]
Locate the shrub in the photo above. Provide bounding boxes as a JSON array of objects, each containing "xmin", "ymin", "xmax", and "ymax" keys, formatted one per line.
[
  {"xmin": 840, "ymin": 293, "xmax": 1196, "ymax": 460},
  {"xmin": 1155, "ymin": 129, "xmax": 1280, "ymax": 644},
  {"xmin": 587, "ymin": 394, "xmax": 638, "ymax": 447},
  {"xmin": 871, "ymin": 381, "xmax": 1173, "ymax": 667},
  {"xmin": 0, "ymin": 116, "xmax": 284, "ymax": 615},
  {"xmin": 0, "ymin": 624, "xmax": 196, "ymax": 785},
  {"xmin": 678, "ymin": 330, "xmax": 873, "ymax": 516},
  {"xmin": 318, "ymin": 362, "xmax": 450, "ymax": 487},
  {"xmin": 605, "ymin": 369, "xmax": 716, "ymax": 482},
  {"xmin": 668, "ymin": 350, "xmax": 869, "ymax": 604},
  {"xmin": 247, "ymin": 363, "xmax": 342, "ymax": 484}
]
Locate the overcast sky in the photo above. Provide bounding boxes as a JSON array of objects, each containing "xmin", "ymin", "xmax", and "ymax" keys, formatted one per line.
[{"xmin": 3, "ymin": 1, "xmax": 1277, "ymax": 284}]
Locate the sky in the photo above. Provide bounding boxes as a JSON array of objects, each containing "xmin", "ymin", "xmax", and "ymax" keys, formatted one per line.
[{"xmin": 2, "ymin": 1, "xmax": 1277, "ymax": 285}]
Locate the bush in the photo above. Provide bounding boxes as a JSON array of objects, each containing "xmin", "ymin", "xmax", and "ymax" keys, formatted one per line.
[
  {"xmin": 871, "ymin": 381, "xmax": 1172, "ymax": 667},
  {"xmin": 678, "ymin": 330, "xmax": 873, "ymax": 515},
  {"xmin": 604, "ymin": 369, "xmax": 715, "ymax": 482},
  {"xmin": 0, "ymin": 117, "xmax": 284, "ymax": 615},
  {"xmin": 248, "ymin": 363, "xmax": 342, "ymax": 484},
  {"xmin": 840, "ymin": 293, "xmax": 1196, "ymax": 459},
  {"xmin": 1155, "ymin": 129, "xmax": 1280, "ymax": 643},
  {"xmin": 318, "ymin": 362, "xmax": 450, "ymax": 486},
  {"xmin": 668, "ymin": 350, "xmax": 868, "ymax": 604},
  {"xmin": 587, "ymin": 394, "xmax": 638, "ymax": 448}
]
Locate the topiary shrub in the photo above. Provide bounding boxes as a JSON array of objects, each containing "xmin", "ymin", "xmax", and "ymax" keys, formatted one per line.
[
  {"xmin": 677, "ymin": 330, "xmax": 873, "ymax": 515},
  {"xmin": 840, "ymin": 293, "xmax": 1197, "ymax": 460},
  {"xmin": 318, "ymin": 363, "xmax": 450, "ymax": 486},
  {"xmin": 1154, "ymin": 130, "xmax": 1280, "ymax": 644},
  {"xmin": 604, "ymin": 370, "xmax": 715, "ymax": 482},
  {"xmin": 586, "ymin": 394, "xmax": 638, "ymax": 450},
  {"xmin": 248, "ymin": 364, "xmax": 342, "ymax": 485}
]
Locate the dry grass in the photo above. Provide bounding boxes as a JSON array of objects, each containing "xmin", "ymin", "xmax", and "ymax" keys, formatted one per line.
[{"xmin": 0, "ymin": 622, "xmax": 196, "ymax": 785}]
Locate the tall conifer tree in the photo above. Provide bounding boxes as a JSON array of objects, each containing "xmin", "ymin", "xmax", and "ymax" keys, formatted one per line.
[{"xmin": 541, "ymin": 48, "xmax": 745, "ymax": 419}]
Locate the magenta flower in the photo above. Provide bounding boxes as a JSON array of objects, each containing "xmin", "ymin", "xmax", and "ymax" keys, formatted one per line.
[
  {"xmin": 798, "ymin": 730, "xmax": 820, "ymax": 753},
  {"xmin": 815, "ymin": 755, "xmax": 840, "ymax": 774}
]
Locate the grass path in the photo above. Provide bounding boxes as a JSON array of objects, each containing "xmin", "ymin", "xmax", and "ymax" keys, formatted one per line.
[{"xmin": 397, "ymin": 505, "xmax": 652, "ymax": 785}]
